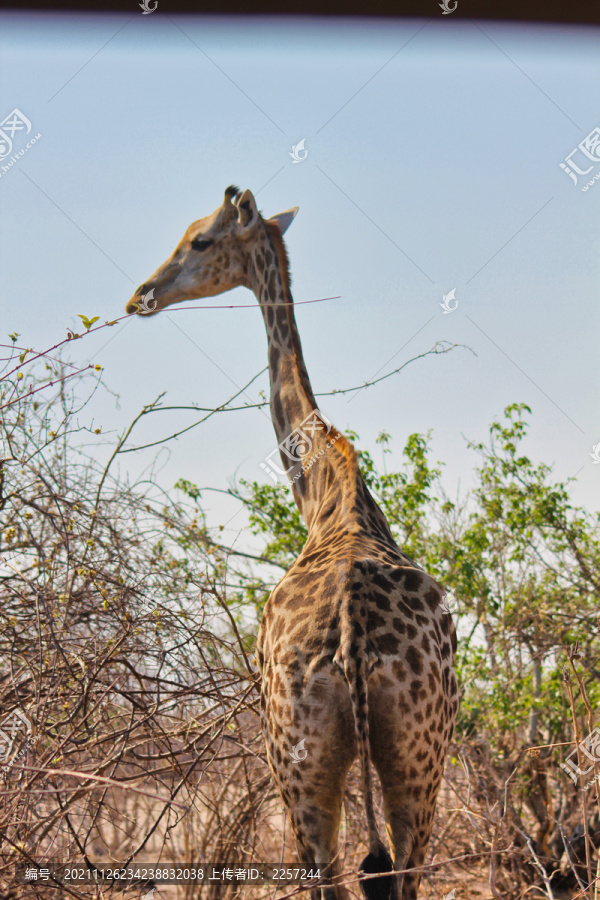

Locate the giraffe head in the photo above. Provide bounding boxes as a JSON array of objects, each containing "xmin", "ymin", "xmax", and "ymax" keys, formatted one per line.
[{"xmin": 125, "ymin": 186, "xmax": 298, "ymax": 315}]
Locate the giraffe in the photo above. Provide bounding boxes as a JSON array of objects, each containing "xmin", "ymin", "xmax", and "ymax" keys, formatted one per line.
[{"xmin": 126, "ymin": 186, "xmax": 459, "ymax": 900}]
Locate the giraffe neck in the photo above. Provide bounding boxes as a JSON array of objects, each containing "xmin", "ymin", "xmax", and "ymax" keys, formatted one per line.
[{"xmin": 248, "ymin": 223, "xmax": 346, "ymax": 528}]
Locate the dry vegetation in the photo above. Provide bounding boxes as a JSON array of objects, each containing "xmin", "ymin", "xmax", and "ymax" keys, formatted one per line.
[{"xmin": 1, "ymin": 338, "xmax": 599, "ymax": 899}]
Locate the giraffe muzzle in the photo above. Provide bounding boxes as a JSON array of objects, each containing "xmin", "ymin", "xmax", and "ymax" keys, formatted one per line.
[{"xmin": 126, "ymin": 284, "xmax": 159, "ymax": 315}]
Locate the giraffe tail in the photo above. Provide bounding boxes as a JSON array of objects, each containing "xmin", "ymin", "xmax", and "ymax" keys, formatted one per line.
[{"xmin": 339, "ymin": 612, "xmax": 393, "ymax": 900}]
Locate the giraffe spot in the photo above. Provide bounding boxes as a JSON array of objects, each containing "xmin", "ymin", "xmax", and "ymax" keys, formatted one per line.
[
  {"xmin": 353, "ymin": 621, "xmax": 365, "ymax": 637},
  {"xmin": 371, "ymin": 571, "xmax": 394, "ymax": 594},
  {"xmin": 424, "ymin": 587, "xmax": 440, "ymax": 610},
  {"xmin": 372, "ymin": 573, "xmax": 394, "ymax": 593},
  {"xmin": 406, "ymin": 645, "xmax": 423, "ymax": 675},
  {"xmin": 402, "ymin": 570, "xmax": 422, "ymax": 592},
  {"xmin": 377, "ymin": 632, "xmax": 400, "ymax": 654},
  {"xmin": 269, "ymin": 345, "xmax": 280, "ymax": 371},
  {"xmin": 399, "ymin": 601, "xmax": 416, "ymax": 620},
  {"xmin": 410, "ymin": 679, "xmax": 423, "ymax": 702},
  {"xmin": 372, "ymin": 591, "xmax": 391, "ymax": 611},
  {"xmin": 406, "ymin": 624, "xmax": 417, "ymax": 640},
  {"xmin": 421, "ymin": 633, "xmax": 431, "ymax": 655},
  {"xmin": 368, "ymin": 514, "xmax": 383, "ymax": 532},
  {"xmin": 368, "ymin": 610, "xmax": 386, "ymax": 630},
  {"xmin": 398, "ymin": 696, "xmax": 410, "ymax": 715},
  {"xmin": 392, "ymin": 660, "xmax": 407, "ymax": 681},
  {"xmin": 415, "ymin": 613, "xmax": 428, "ymax": 626},
  {"xmin": 410, "ymin": 596, "xmax": 425, "ymax": 612}
]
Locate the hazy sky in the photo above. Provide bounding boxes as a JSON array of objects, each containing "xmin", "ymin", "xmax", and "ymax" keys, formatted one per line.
[{"xmin": 1, "ymin": 13, "xmax": 599, "ymax": 548}]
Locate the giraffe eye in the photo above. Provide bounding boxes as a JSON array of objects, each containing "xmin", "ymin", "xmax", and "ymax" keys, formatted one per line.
[{"xmin": 191, "ymin": 237, "xmax": 213, "ymax": 252}]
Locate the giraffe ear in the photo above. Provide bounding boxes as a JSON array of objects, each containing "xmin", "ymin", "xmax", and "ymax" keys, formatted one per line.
[
  {"xmin": 236, "ymin": 189, "xmax": 258, "ymax": 229},
  {"xmin": 267, "ymin": 207, "xmax": 298, "ymax": 235}
]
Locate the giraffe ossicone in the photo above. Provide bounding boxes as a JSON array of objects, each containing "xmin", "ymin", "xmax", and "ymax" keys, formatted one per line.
[{"xmin": 126, "ymin": 186, "xmax": 458, "ymax": 900}]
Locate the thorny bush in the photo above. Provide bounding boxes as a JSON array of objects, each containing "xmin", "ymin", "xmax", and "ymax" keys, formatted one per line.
[{"xmin": 2, "ymin": 337, "xmax": 600, "ymax": 899}]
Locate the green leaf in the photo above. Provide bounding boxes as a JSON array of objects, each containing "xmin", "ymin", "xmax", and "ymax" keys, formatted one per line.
[{"xmin": 77, "ymin": 314, "xmax": 100, "ymax": 331}]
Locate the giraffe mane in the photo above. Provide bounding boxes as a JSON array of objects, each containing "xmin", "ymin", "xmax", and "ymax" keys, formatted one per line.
[
  {"xmin": 264, "ymin": 218, "xmax": 356, "ymax": 466},
  {"xmin": 264, "ymin": 219, "xmax": 293, "ymax": 300}
]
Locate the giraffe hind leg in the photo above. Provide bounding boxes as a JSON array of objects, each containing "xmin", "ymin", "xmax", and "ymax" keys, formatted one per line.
[
  {"xmin": 262, "ymin": 669, "xmax": 357, "ymax": 900},
  {"xmin": 286, "ymin": 798, "xmax": 349, "ymax": 900}
]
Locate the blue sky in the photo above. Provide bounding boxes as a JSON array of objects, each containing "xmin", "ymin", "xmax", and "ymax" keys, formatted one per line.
[{"xmin": 1, "ymin": 13, "xmax": 599, "ymax": 547}]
